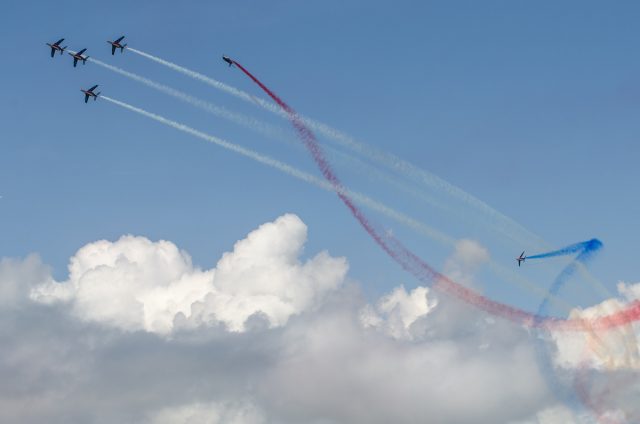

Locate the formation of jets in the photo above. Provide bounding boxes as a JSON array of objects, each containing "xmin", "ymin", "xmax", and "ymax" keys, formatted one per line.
[
  {"xmin": 47, "ymin": 35, "xmax": 127, "ymax": 66},
  {"xmin": 47, "ymin": 36, "xmax": 128, "ymax": 103}
]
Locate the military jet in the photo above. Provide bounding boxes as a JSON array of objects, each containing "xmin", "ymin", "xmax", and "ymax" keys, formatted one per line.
[
  {"xmin": 516, "ymin": 251, "xmax": 526, "ymax": 267},
  {"xmin": 107, "ymin": 36, "xmax": 127, "ymax": 55},
  {"xmin": 69, "ymin": 48, "xmax": 89, "ymax": 67},
  {"xmin": 81, "ymin": 85, "xmax": 100, "ymax": 103},
  {"xmin": 222, "ymin": 55, "xmax": 234, "ymax": 67},
  {"xmin": 46, "ymin": 38, "xmax": 67, "ymax": 58}
]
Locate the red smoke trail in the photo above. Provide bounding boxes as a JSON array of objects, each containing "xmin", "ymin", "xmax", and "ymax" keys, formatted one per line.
[{"xmin": 231, "ymin": 60, "xmax": 640, "ymax": 332}]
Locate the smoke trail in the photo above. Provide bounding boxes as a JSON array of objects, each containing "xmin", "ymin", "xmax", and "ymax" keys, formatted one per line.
[
  {"xmin": 100, "ymin": 95, "xmax": 455, "ymax": 246},
  {"xmin": 128, "ymin": 47, "xmax": 615, "ymax": 304},
  {"xmin": 99, "ymin": 94, "xmax": 548, "ymax": 326},
  {"xmin": 85, "ymin": 55, "xmax": 583, "ymax": 312},
  {"xmin": 127, "ymin": 48, "xmax": 550, "ymax": 247},
  {"xmin": 89, "ymin": 58, "xmax": 290, "ymax": 141},
  {"xmin": 90, "ymin": 56, "xmax": 444, "ymax": 213},
  {"xmin": 528, "ymin": 239, "xmax": 603, "ymax": 262},
  {"xmin": 101, "ymin": 94, "xmax": 640, "ymax": 330},
  {"xmin": 127, "ymin": 48, "xmax": 283, "ymax": 115},
  {"xmin": 533, "ymin": 241, "xmax": 605, "ymax": 421},
  {"xmin": 533, "ymin": 240, "xmax": 604, "ymax": 314},
  {"xmin": 230, "ymin": 59, "xmax": 640, "ymax": 332}
]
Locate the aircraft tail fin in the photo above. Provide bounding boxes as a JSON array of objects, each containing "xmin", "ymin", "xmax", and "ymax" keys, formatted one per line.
[
  {"xmin": 95, "ymin": 92, "xmax": 101, "ymax": 100},
  {"xmin": 121, "ymin": 44, "xmax": 127, "ymax": 52}
]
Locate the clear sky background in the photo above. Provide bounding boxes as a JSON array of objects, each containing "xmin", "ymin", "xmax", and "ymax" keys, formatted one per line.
[{"xmin": 2, "ymin": 0, "xmax": 639, "ymax": 315}]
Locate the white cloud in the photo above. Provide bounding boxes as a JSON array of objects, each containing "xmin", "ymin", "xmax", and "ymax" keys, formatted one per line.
[
  {"xmin": 0, "ymin": 254, "xmax": 52, "ymax": 309},
  {"xmin": 31, "ymin": 214, "xmax": 348, "ymax": 335},
  {"xmin": 2, "ymin": 217, "xmax": 638, "ymax": 423},
  {"xmin": 149, "ymin": 400, "xmax": 265, "ymax": 424},
  {"xmin": 509, "ymin": 404, "xmax": 578, "ymax": 424},
  {"xmin": 443, "ymin": 239, "xmax": 490, "ymax": 286},
  {"xmin": 552, "ymin": 282, "xmax": 640, "ymax": 371},
  {"xmin": 360, "ymin": 285, "xmax": 435, "ymax": 340}
]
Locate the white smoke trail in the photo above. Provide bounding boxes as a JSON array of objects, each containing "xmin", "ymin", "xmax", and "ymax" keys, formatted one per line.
[
  {"xmin": 128, "ymin": 48, "xmax": 283, "ymax": 115},
  {"xmin": 89, "ymin": 58, "xmax": 458, "ymax": 218},
  {"xmin": 101, "ymin": 95, "xmax": 451, "ymax": 244},
  {"xmin": 89, "ymin": 58, "xmax": 289, "ymax": 141},
  {"xmin": 100, "ymin": 95, "xmax": 575, "ymax": 313},
  {"xmin": 126, "ymin": 48, "xmax": 545, "ymax": 247}
]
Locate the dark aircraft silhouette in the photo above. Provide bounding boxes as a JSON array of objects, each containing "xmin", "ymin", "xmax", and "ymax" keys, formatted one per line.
[
  {"xmin": 222, "ymin": 55, "xmax": 234, "ymax": 67},
  {"xmin": 46, "ymin": 38, "xmax": 67, "ymax": 58},
  {"xmin": 81, "ymin": 85, "xmax": 100, "ymax": 103},
  {"xmin": 107, "ymin": 36, "xmax": 127, "ymax": 55},
  {"xmin": 69, "ymin": 48, "xmax": 89, "ymax": 67},
  {"xmin": 516, "ymin": 251, "xmax": 526, "ymax": 267}
]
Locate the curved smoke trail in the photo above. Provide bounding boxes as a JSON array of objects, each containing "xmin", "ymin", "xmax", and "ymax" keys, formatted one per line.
[
  {"xmin": 528, "ymin": 239, "xmax": 603, "ymax": 262},
  {"xmin": 532, "ymin": 241, "xmax": 606, "ymax": 422},
  {"xmin": 230, "ymin": 59, "xmax": 640, "ymax": 332},
  {"xmin": 126, "ymin": 48, "xmax": 613, "ymax": 303}
]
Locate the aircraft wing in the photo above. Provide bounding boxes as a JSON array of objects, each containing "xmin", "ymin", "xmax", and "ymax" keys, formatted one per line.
[
  {"xmin": 88, "ymin": 85, "xmax": 98, "ymax": 92},
  {"xmin": 78, "ymin": 48, "xmax": 86, "ymax": 55},
  {"xmin": 115, "ymin": 36, "xmax": 125, "ymax": 43},
  {"xmin": 111, "ymin": 44, "xmax": 116, "ymax": 55},
  {"xmin": 55, "ymin": 38, "xmax": 64, "ymax": 45},
  {"xmin": 84, "ymin": 93, "xmax": 89, "ymax": 103},
  {"xmin": 73, "ymin": 57, "xmax": 78, "ymax": 67},
  {"xmin": 50, "ymin": 47, "xmax": 55, "ymax": 58}
]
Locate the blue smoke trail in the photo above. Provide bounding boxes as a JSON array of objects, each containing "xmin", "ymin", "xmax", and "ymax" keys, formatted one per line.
[
  {"xmin": 527, "ymin": 239, "xmax": 602, "ymax": 261},
  {"xmin": 533, "ymin": 239, "xmax": 603, "ymax": 421},
  {"xmin": 536, "ymin": 240, "xmax": 603, "ymax": 314}
]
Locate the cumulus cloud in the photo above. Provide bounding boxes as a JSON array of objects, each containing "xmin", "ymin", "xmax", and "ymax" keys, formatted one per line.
[
  {"xmin": 30, "ymin": 214, "xmax": 348, "ymax": 335},
  {"xmin": 149, "ymin": 400, "xmax": 265, "ymax": 424},
  {"xmin": 1, "ymin": 215, "xmax": 638, "ymax": 423},
  {"xmin": 360, "ymin": 285, "xmax": 435, "ymax": 340},
  {"xmin": 0, "ymin": 254, "xmax": 52, "ymax": 308},
  {"xmin": 552, "ymin": 282, "xmax": 640, "ymax": 371}
]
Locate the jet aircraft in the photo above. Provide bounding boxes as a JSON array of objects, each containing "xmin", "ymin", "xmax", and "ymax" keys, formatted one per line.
[
  {"xmin": 69, "ymin": 48, "xmax": 89, "ymax": 67},
  {"xmin": 107, "ymin": 36, "xmax": 127, "ymax": 55},
  {"xmin": 222, "ymin": 55, "xmax": 234, "ymax": 67},
  {"xmin": 516, "ymin": 251, "xmax": 526, "ymax": 267},
  {"xmin": 47, "ymin": 38, "xmax": 67, "ymax": 57},
  {"xmin": 81, "ymin": 85, "xmax": 100, "ymax": 103}
]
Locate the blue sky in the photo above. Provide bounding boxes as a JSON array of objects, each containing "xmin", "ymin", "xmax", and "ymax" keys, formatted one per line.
[{"xmin": 2, "ymin": 0, "xmax": 639, "ymax": 315}]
